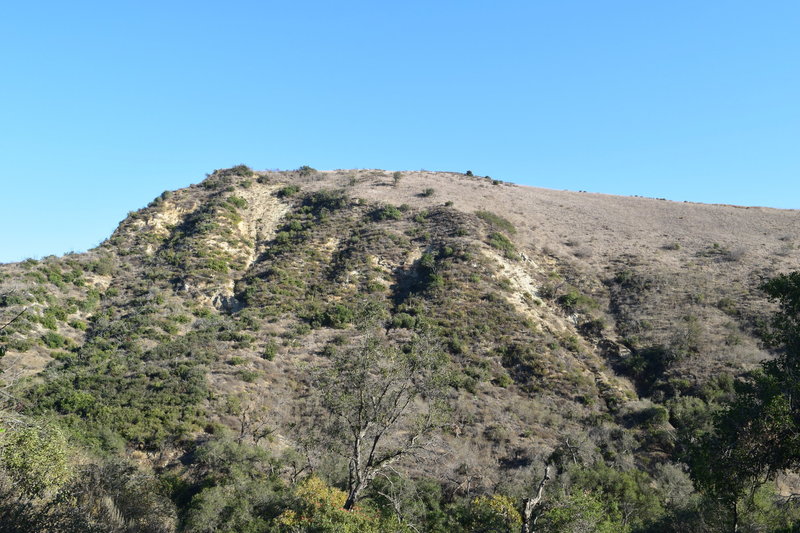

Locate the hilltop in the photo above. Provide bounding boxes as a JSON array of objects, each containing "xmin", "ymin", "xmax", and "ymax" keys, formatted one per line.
[{"xmin": 1, "ymin": 166, "xmax": 799, "ymax": 531}]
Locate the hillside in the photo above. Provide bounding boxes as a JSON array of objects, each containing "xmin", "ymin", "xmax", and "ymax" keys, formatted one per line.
[{"xmin": 1, "ymin": 166, "xmax": 799, "ymax": 532}]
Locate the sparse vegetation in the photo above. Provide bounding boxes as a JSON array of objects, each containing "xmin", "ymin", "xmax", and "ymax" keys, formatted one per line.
[
  {"xmin": 488, "ymin": 232, "xmax": 518, "ymax": 259},
  {"xmin": 1, "ymin": 165, "xmax": 798, "ymax": 532},
  {"xmin": 476, "ymin": 210, "xmax": 517, "ymax": 234}
]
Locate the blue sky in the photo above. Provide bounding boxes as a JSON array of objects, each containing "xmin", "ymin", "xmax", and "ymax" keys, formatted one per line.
[{"xmin": 1, "ymin": 1, "xmax": 798, "ymax": 263}]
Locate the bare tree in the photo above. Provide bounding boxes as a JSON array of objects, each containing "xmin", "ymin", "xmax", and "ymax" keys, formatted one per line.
[
  {"xmin": 0, "ymin": 307, "xmax": 27, "ymax": 414},
  {"xmin": 308, "ymin": 330, "xmax": 448, "ymax": 510},
  {"xmin": 521, "ymin": 465, "xmax": 552, "ymax": 533},
  {"xmin": 223, "ymin": 393, "xmax": 274, "ymax": 446}
]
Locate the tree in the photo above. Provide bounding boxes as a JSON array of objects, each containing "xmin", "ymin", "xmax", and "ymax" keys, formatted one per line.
[
  {"xmin": 689, "ymin": 272, "xmax": 800, "ymax": 531},
  {"xmin": 0, "ymin": 307, "xmax": 27, "ymax": 412},
  {"xmin": 521, "ymin": 466, "xmax": 551, "ymax": 533},
  {"xmin": 0, "ymin": 424, "xmax": 71, "ymax": 499},
  {"xmin": 307, "ymin": 330, "xmax": 448, "ymax": 510}
]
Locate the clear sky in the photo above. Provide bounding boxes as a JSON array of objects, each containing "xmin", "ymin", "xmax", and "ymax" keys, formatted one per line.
[{"xmin": 1, "ymin": 1, "xmax": 798, "ymax": 263}]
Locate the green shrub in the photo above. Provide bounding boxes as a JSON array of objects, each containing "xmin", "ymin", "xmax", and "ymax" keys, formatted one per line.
[
  {"xmin": 41, "ymin": 332, "xmax": 67, "ymax": 349},
  {"xmin": 0, "ymin": 425, "xmax": 72, "ymax": 498},
  {"xmin": 307, "ymin": 189, "xmax": 348, "ymax": 212},
  {"xmin": 420, "ymin": 188, "xmax": 436, "ymax": 197},
  {"xmin": 296, "ymin": 165, "xmax": 316, "ymax": 177},
  {"xmin": 476, "ymin": 210, "xmax": 517, "ymax": 234},
  {"xmin": 0, "ymin": 293, "xmax": 27, "ymax": 307},
  {"xmin": 321, "ymin": 303, "xmax": 354, "ymax": 329},
  {"xmin": 277, "ymin": 185, "xmax": 300, "ymax": 198},
  {"xmin": 371, "ymin": 204, "xmax": 403, "ymax": 221},
  {"xmin": 391, "ymin": 313, "xmax": 417, "ymax": 329},
  {"xmin": 238, "ymin": 369, "xmax": 259, "ymax": 382},
  {"xmin": 8, "ymin": 338, "xmax": 34, "ymax": 352},
  {"xmin": 262, "ymin": 340, "xmax": 278, "ymax": 361},
  {"xmin": 558, "ymin": 289, "xmax": 598, "ymax": 314},
  {"xmin": 51, "ymin": 351, "xmax": 75, "ymax": 362},
  {"xmin": 68, "ymin": 319, "xmax": 88, "ymax": 331},
  {"xmin": 227, "ymin": 196, "xmax": 248, "ymax": 210},
  {"xmin": 488, "ymin": 232, "xmax": 518, "ymax": 259},
  {"xmin": 228, "ymin": 164, "xmax": 254, "ymax": 177},
  {"xmin": 38, "ymin": 314, "xmax": 58, "ymax": 331}
]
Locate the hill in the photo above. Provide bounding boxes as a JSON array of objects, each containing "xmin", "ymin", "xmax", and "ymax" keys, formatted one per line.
[{"xmin": 1, "ymin": 166, "xmax": 799, "ymax": 531}]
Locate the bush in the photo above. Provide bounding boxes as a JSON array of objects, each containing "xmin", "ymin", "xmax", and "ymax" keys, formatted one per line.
[
  {"xmin": 371, "ymin": 204, "xmax": 403, "ymax": 221},
  {"xmin": 420, "ymin": 188, "xmax": 436, "ymax": 197},
  {"xmin": 68, "ymin": 319, "xmax": 88, "ymax": 331},
  {"xmin": 228, "ymin": 164, "xmax": 254, "ymax": 177},
  {"xmin": 476, "ymin": 210, "xmax": 516, "ymax": 234},
  {"xmin": 307, "ymin": 189, "xmax": 348, "ymax": 212},
  {"xmin": 322, "ymin": 303, "xmax": 354, "ymax": 329},
  {"xmin": 226, "ymin": 196, "xmax": 248, "ymax": 210},
  {"xmin": 391, "ymin": 313, "xmax": 417, "ymax": 329},
  {"xmin": 557, "ymin": 288, "xmax": 598, "ymax": 314},
  {"xmin": 488, "ymin": 232, "xmax": 518, "ymax": 259},
  {"xmin": 0, "ymin": 425, "xmax": 72, "ymax": 498},
  {"xmin": 262, "ymin": 340, "xmax": 278, "ymax": 361},
  {"xmin": 277, "ymin": 185, "xmax": 300, "ymax": 198},
  {"xmin": 41, "ymin": 332, "xmax": 67, "ymax": 349},
  {"xmin": 296, "ymin": 165, "xmax": 316, "ymax": 177},
  {"xmin": 464, "ymin": 494, "xmax": 522, "ymax": 532},
  {"xmin": 238, "ymin": 369, "xmax": 259, "ymax": 382}
]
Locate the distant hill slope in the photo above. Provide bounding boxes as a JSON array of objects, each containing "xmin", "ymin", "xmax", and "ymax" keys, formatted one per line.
[{"xmin": 1, "ymin": 166, "xmax": 799, "ymax": 530}]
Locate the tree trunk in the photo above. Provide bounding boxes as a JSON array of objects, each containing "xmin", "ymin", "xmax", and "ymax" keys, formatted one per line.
[
  {"xmin": 344, "ymin": 485, "xmax": 362, "ymax": 511},
  {"xmin": 521, "ymin": 466, "xmax": 551, "ymax": 533}
]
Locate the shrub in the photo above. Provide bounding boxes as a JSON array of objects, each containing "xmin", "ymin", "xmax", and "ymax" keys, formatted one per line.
[
  {"xmin": 262, "ymin": 340, "xmax": 278, "ymax": 361},
  {"xmin": 322, "ymin": 303, "xmax": 354, "ymax": 329},
  {"xmin": 464, "ymin": 494, "xmax": 522, "ymax": 532},
  {"xmin": 371, "ymin": 204, "xmax": 403, "ymax": 221},
  {"xmin": 277, "ymin": 185, "xmax": 300, "ymax": 198},
  {"xmin": 296, "ymin": 165, "xmax": 316, "ymax": 177},
  {"xmin": 0, "ymin": 425, "xmax": 72, "ymax": 498},
  {"xmin": 238, "ymin": 370, "xmax": 259, "ymax": 383},
  {"xmin": 420, "ymin": 188, "xmax": 436, "ymax": 197},
  {"xmin": 476, "ymin": 210, "xmax": 516, "ymax": 234},
  {"xmin": 68, "ymin": 319, "xmax": 88, "ymax": 331},
  {"xmin": 226, "ymin": 196, "xmax": 248, "ymax": 210},
  {"xmin": 227, "ymin": 164, "xmax": 254, "ymax": 177},
  {"xmin": 8, "ymin": 338, "xmax": 34, "ymax": 352},
  {"xmin": 277, "ymin": 476, "xmax": 384, "ymax": 531},
  {"xmin": 306, "ymin": 189, "xmax": 348, "ymax": 212},
  {"xmin": 488, "ymin": 232, "xmax": 518, "ymax": 259},
  {"xmin": 558, "ymin": 288, "xmax": 598, "ymax": 314},
  {"xmin": 41, "ymin": 332, "xmax": 67, "ymax": 349},
  {"xmin": 0, "ymin": 293, "xmax": 27, "ymax": 307},
  {"xmin": 391, "ymin": 313, "xmax": 417, "ymax": 329}
]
